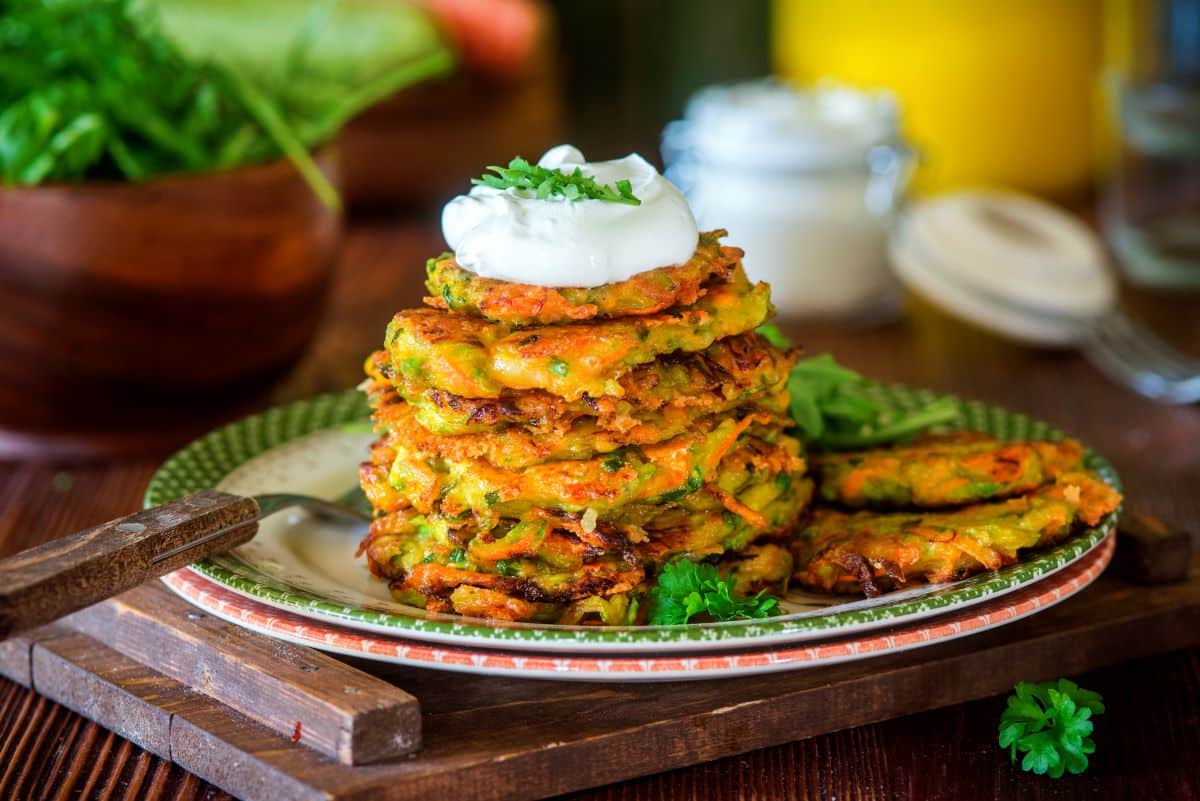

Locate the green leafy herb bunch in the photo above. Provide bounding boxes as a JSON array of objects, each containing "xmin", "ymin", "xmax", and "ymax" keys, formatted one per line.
[
  {"xmin": 999, "ymin": 679, "xmax": 1105, "ymax": 778},
  {"xmin": 0, "ymin": 0, "xmax": 451, "ymax": 205}
]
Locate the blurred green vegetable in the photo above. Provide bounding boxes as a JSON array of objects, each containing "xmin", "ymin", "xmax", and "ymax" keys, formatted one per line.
[
  {"xmin": 0, "ymin": 0, "xmax": 452, "ymax": 205},
  {"xmin": 154, "ymin": 0, "xmax": 450, "ymax": 147}
]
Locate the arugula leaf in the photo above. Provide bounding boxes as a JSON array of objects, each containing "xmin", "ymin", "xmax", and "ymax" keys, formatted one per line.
[
  {"xmin": 752, "ymin": 321, "xmax": 959, "ymax": 448},
  {"xmin": 472, "ymin": 156, "xmax": 642, "ymax": 205},
  {"xmin": 998, "ymin": 679, "xmax": 1105, "ymax": 778},
  {"xmin": 785, "ymin": 352, "xmax": 960, "ymax": 449},
  {"xmin": 648, "ymin": 559, "xmax": 778, "ymax": 625}
]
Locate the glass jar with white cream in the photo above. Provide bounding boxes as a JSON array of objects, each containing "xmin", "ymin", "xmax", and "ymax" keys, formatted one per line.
[{"xmin": 662, "ymin": 80, "xmax": 914, "ymax": 321}]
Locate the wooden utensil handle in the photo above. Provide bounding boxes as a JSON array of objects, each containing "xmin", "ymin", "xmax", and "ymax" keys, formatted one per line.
[{"xmin": 0, "ymin": 490, "xmax": 259, "ymax": 640}]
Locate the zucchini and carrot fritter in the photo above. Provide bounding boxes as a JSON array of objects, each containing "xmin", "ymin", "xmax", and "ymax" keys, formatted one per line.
[
  {"xmin": 385, "ymin": 265, "xmax": 772, "ymax": 399},
  {"xmin": 812, "ymin": 433, "xmax": 1086, "ymax": 509},
  {"xmin": 425, "ymin": 229, "xmax": 742, "ymax": 325},
  {"xmin": 793, "ymin": 470, "xmax": 1121, "ymax": 597},
  {"xmin": 364, "ymin": 330, "xmax": 797, "ymax": 439},
  {"xmin": 367, "ymin": 413, "xmax": 800, "ymax": 521}
]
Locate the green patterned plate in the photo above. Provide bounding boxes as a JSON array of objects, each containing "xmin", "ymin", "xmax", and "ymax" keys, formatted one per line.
[{"xmin": 147, "ymin": 386, "xmax": 1121, "ymax": 654}]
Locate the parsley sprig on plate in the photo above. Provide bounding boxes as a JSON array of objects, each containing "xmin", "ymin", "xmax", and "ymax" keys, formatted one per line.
[
  {"xmin": 757, "ymin": 324, "xmax": 961, "ymax": 449},
  {"xmin": 473, "ymin": 157, "xmax": 641, "ymax": 205},
  {"xmin": 999, "ymin": 679, "xmax": 1105, "ymax": 778},
  {"xmin": 648, "ymin": 559, "xmax": 778, "ymax": 625}
]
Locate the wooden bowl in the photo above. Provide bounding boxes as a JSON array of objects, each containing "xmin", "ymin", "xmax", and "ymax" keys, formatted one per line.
[{"xmin": 0, "ymin": 151, "xmax": 342, "ymax": 459}]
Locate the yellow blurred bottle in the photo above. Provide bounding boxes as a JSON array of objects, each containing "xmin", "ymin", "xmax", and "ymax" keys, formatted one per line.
[{"xmin": 773, "ymin": 0, "xmax": 1103, "ymax": 196}]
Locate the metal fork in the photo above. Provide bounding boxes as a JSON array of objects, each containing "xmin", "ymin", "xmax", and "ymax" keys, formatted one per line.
[
  {"xmin": 0, "ymin": 486, "xmax": 373, "ymax": 639},
  {"xmin": 147, "ymin": 487, "xmax": 373, "ymax": 568},
  {"xmin": 255, "ymin": 487, "xmax": 373, "ymax": 526},
  {"xmin": 1084, "ymin": 309, "xmax": 1200, "ymax": 404}
]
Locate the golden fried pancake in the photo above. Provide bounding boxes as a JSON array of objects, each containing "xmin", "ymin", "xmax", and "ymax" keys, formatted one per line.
[
  {"xmin": 385, "ymin": 266, "xmax": 772, "ymax": 399},
  {"xmin": 813, "ymin": 434, "xmax": 1085, "ymax": 508},
  {"xmin": 792, "ymin": 471, "xmax": 1121, "ymax": 597},
  {"xmin": 424, "ymin": 229, "xmax": 742, "ymax": 325},
  {"xmin": 366, "ymin": 331, "xmax": 795, "ymax": 437}
]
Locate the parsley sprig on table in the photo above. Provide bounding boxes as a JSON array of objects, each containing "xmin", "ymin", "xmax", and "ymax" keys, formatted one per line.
[
  {"xmin": 757, "ymin": 324, "xmax": 961, "ymax": 449},
  {"xmin": 472, "ymin": 157, "xmax": 641, "ymax": 205},
  {"xmin": 998, "ymin": 679, "xmax": 1105, "ymax": 778},
  {"xmin": 648, "ymin": 559, "xmax": 778, "ymax": 625}
]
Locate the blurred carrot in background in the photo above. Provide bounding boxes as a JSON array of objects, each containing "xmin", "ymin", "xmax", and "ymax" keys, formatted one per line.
[
  {"xmin": 338, "ymin": 0, "xmax": 561, "ymax": 209},
  {"xmin": 415, "ymin": 0, "xmax": 549, "ymax": 81}
]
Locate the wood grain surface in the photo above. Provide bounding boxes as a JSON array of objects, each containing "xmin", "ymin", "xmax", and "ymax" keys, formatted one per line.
[
  {"xmin": 27, "ymin": 625, "xmax": 207, "ymax": 761},
  {"xmin": 0, "ymin": 490, "xmax": 259, "ymax": 639},
  {"xmin": 3, "ymin": 559, "xmax": 1196, "ymax": 801},
  {"xmin": 0, "ymin": 216, "xmax": 1197, "ymax": 800},
  {"xmin": 68, "ymin": 584, "xmax": 423, "ymax": 765}
]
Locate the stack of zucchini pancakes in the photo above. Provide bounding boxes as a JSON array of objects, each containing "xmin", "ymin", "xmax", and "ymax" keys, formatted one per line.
[
  {"xmin": 358, "ymin": 230, "xmax": 811, "ymax": 623},
  {"xmin": 357, "ymin": 230, "xmax": 1122, "ymax": 623}
]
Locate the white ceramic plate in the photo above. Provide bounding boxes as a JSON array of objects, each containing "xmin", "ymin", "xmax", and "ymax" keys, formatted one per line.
[
  {"xmin": 161, "ymin": 534, "xmax": 1114, "ymax": 682},
  {"xmin": 146, "ymin": 388, "xmax": 1121, "ymax": 655}
]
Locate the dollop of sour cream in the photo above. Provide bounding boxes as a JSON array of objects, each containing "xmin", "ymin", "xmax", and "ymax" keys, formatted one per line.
[{"xmin": 441, "ymin": 145, "xmax": 699, "ymax": 287}]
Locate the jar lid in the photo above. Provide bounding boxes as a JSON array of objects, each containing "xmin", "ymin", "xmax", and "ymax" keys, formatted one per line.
[
  {"xmin": 663, "ymin": 79, "xmax": 900, "ymax": 171},
  {"xmin": 889, "ymin": 190, "xmax": 1117, "ymax": 346}
]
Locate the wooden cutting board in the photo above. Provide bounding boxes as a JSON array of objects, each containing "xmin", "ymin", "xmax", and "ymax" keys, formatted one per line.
[{"xmin": 2, "ymin": 560, "xmax": 1197, "ymax": 801}]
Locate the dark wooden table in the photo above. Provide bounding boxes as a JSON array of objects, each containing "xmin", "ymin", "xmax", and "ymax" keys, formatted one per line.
[{"xmin": 1, "ymin": 215, "xmax": 1198, "ymax": 800}]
